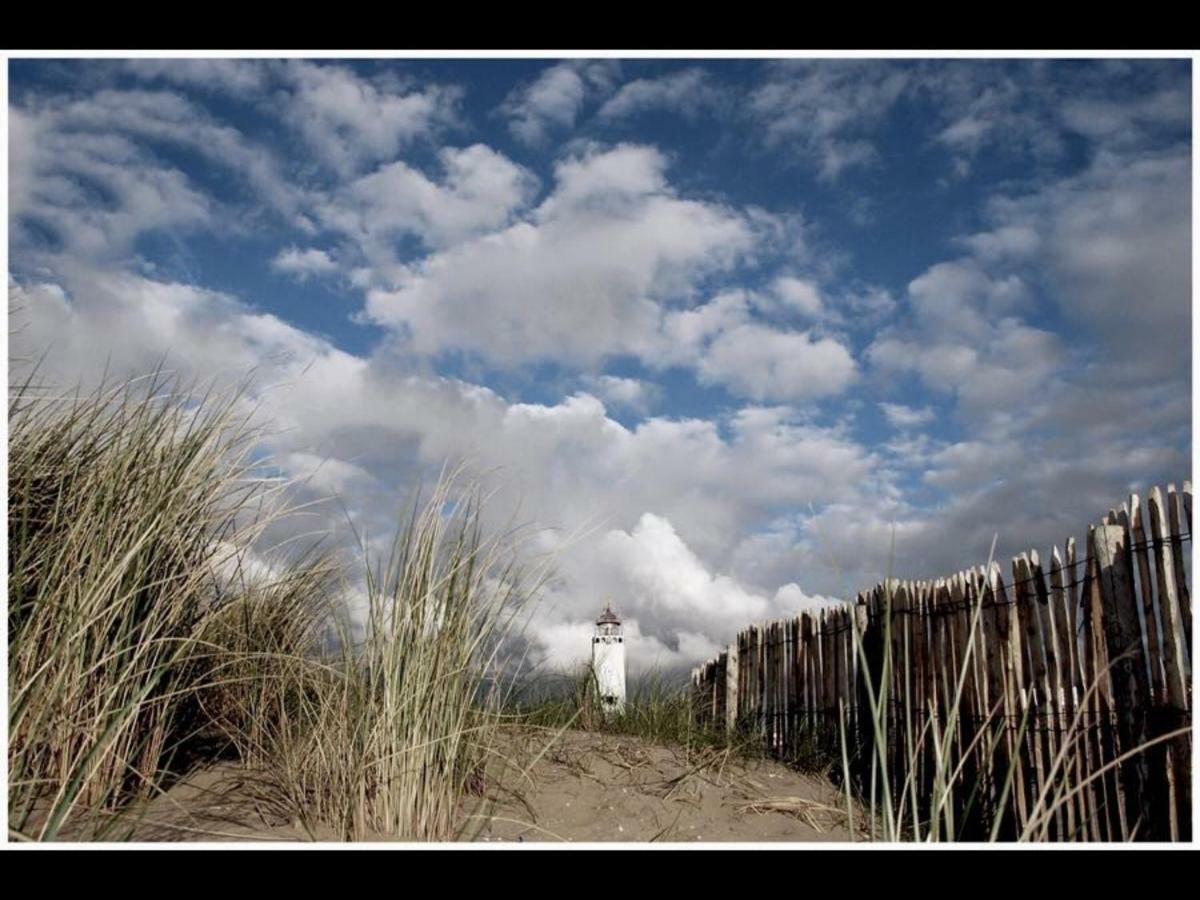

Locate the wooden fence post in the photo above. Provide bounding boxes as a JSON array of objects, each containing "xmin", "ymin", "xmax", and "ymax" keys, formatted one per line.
[
  {"xmin": 689, "ymin": 479, "xmax": 1190, "ymax": 842},
  {"xmin": 1092, "ymin": 524, "xmax": 1150, "ymax": 838},
  {"xmin": 725, "ymin": 641, "xmax": 739, "ymax": 737}
]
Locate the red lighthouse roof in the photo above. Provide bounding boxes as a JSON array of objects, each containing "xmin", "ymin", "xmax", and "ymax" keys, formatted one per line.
[{"xmin": 596, "ymin": 603, "xmax": 621, "ymax": 626}]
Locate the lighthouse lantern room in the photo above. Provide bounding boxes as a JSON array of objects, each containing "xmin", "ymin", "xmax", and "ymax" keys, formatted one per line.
[{"xmin": 591, "ymin": 603, "xmax": 626, "ymax": 715}]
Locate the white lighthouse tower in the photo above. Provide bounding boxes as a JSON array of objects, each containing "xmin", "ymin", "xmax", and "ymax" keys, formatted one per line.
[{"xmin": 591, "ymin": 603, "xmax": 626, "ymax": 715}]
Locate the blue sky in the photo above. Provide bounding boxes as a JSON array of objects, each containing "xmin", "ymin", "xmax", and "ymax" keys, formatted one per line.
[{"xmin": 7, "ymin": 57, "xmax": 1193, "ymax": 669}]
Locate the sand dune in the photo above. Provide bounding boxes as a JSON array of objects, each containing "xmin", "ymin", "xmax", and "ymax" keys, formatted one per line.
[{"xmin": 113, "ymin": 730, "xmax": 855, "ymax": 844}]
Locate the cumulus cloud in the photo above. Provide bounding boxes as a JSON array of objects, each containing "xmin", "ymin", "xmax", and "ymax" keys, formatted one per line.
[
  {"xmin": 746, "ymin": 59, "xmax": 1189, "ymax": 187},
  {"xmin": 9, "ymin": 102, "xmax": 212, "ymax": 260},
  {"xmin": 9, "ymin": 262, "xmax": 879, "ymax": 668},
  {"xmin": 996, "ymin": 147, "xmax": 1191, "ymax": 377},
  {"xmin": 1059, "ymin": 86, "xmax": 1189, "ymax": 145},
  {"xmin": 498, "ymin": 60, "xmax": 620, "ymax": 146},
  {"xmin": 880, "ymin": 402, "xmax": 935, "ymax": 429},
  {"xmin": 657, "ymin": 292, "xmax": 857, "ymax": 402},
  {"xmin": 697, "ymin": 322, "xmax": 857, "ymax": 403},
  {"xmin": 356, "ymin": 146, "xmax": 860, "ymax": 405},
  {"xmin": 585, "ymin": 513, "xmax": 832, "ymax": 651},
  {"xmin": 770, "ymin": 276, "xmax": 823, "ymax": 318},
  {"xmin": 596, "ymin": 68, "xmax": 727, "ymax": 122},
  {"xmin": 314, "ymin": 143, "xmax": 539, "ymax": 268},
  {"xmin": 362, "ymin": 144, "xmax": 756, "ymax": 367},
  {"xmin": 280, "ymin": 61, "xmax": 462, "ymax": 175},
  {"xmin": 748, "ymin": 60, "xmax": 912, "ymax": 181},
  {"xmin": 580, "ymin": 376, "xmax": 662, "ymax": 417},
  {"xmin": 124, "ymin": 58, "xmax": 269, "ymax": 94},
  {"xmin": 271, "ymin": 246, "xmax": 338, "ymax": 281},
  {"xmin": 8, "ymin": 87, "xmax": 308, "ymax": 263},
  {"xmin": 10, "ymin": 59, "xmax": 1190, "ymax": 676}
]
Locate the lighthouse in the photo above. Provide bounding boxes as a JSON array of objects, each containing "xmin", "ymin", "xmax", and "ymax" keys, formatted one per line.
[{"xmin": 591, "ymin": 603, "xmax": 626, "ymax": 715}]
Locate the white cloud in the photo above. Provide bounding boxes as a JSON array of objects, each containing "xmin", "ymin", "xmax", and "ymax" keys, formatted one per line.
[
  {"xmin": 13, "ymin": 60, "xmax": 1189, "ymax": 678},
  {"xmin": 9, "ymin": 109, "xmax": 212, "ymax": 260},
  {"xmin": 879, "ymin": 402, "xmax": 935, "ymax": 429},
  {"xmin": 10, "ymin": 266, "xmax": 878, "ymax": 669},
  {"xmin": 596, "ymin": 68, "xmax": 726, "ymax": 122},
  {"xmin": 281, "ymin": 61, "xmax": 461, "ymax": 175},
  {"xmin": 1059, "ymin": 87, "xmax": 1189, "ymax": 144},
  {"xmin": 770, "ymin": 276, "xmax": 823, "ymax": 318},
  {"xmin": 271, "ymin": 246, "xmax": 338, "ymax": 281},
  {"xmin": 530, "ymin": 513, "xmax": 839, "ymax": 668},
  {"xmin": 1008, "ymin": 148, "xmax": 1190, "ymax": 376},
  {"xmin": 354, "ymin": 146, "xmax": 859, "ymax": 405},
  {"xmin": 581, "ymin": 376, "xmax": 662, "ymax": 416},
  {"xmin": 498, "ymin": 61, "xmax": 619, "ymax": 146},
  {"xmin": 697, "ymin": 322, "xmax": 857, "ymax": 403},
  {"xmin": 124, "ymin": 58, "xmax": 269, "ymax": 94},
  {"xmin": 907, "ymin": 259, "xmax": 1030, "ymax": 339},
  {"xmin": 958, "ymin": 225, "xmax": 1040, "ymax": 262},
  {"xmin": 362, "ymin": 145, "xmax": 756, "ymax": 368},
  {"xmin": 9, "ymin": 88, "xmax": 306, "ymax": 261},
  {"xmin": 315, "ymin": 144, "xmax": 538, "ymax": 260},
  {"xmin": 748, "ymin": 60, "xmax": 911, "ymax": 181},
  {"xmin": 655, "ymin": 292, "xmax": 857, "ymax": 403}
]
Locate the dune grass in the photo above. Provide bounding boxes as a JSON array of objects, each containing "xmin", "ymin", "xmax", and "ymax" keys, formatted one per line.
[
  {"xmin": 219, "ymin": 475, "xmax": 536, "ymax": 841},
  {"xmin": 8, "ymin": 369, "xmax": 293, "ymax": 839},
  {"xmin": 7, "ymin": 368, "xmax": 537, "ymax": 841}
]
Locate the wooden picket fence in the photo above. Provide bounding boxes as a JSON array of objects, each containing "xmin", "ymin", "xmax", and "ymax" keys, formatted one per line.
[{"xmin": 692, "ymin": 482, "xmax": 1193, "ymax": 841}]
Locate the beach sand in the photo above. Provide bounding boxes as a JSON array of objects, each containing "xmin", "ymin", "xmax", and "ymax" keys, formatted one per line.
[{"xmin": 101, "ymin": 729, "xmax": 856, "ymax": 844}]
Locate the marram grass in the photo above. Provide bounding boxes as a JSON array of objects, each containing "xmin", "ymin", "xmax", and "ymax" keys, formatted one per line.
[{"xmin": 8, "ymin": 368, "xmax": 537, "ymax": 841}]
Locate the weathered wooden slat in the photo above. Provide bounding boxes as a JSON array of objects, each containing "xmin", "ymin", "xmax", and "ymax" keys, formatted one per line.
[
  {"xmin": 890, "ymin": 581, "xmax": 909, "ymax": 793},
  {"xmin": 857, "ymin": 587, "xmax": 885, "ymax": 789},
  {"xmin": 1073, "ymin": 535, "xmax": 1107, "ymax": 841},
  {"xmin": 927, "ymin": 579, "xmax": 948, "ymax": 796},
  {"xmin": 907, "ymin": 581, "xmax": 925, "ymax": 804},
  {"xmin": 959, "ymin": 568, "xmax": 992, "ymax": 832},
  {"xmin": 923, "ymin": 580, "xmax": 940, "ymax": 808},
  {"xmin": 1093, "ymin": 524, "xmax": 1149, "ymax": 838},
  {"xmin": 1047, "ymin": 546, "xmax": 1082, "ymax": 839},
  {"xmin": 781, "ymin": 619, "xmax": 789, "ymax": 753},
  {"xmin": 818, "ymin": 606, "xmax": 829, "ymax": 733},
  {"xmin": 1148, "ymin": 486, "xmax": 1191, "ymax": 840},
  {"xmin": 1183, "ymin": 480, "xmax": 1193, "ymax": 534},
  {"xmin": 945, "ymin": 574, "xmax": 974, "ymax": 823},
  {"xmin": 783, "ymin": 618, "xmax": 793, "ymax": 754},
  {"xmin": 1088, "ymin": 527, "xmax": 1127, "ymax": 840},
  {"xmin": 836, "ymin": 607, "xmax": 849, "ymax": 747},
  {"xmin": 1129, "ymin": 493, "xmax": 1166, "ymax": 704},
  {"xmin": 757, "ymin": 623, "xmax": 767, "ymax": 734},
  {"xmin": 1148, "ymin": 488, "xmax": 1190, "ymax": 713},
  {"xmin": 803, "ymin": 613, "xmax": 816, "ymax": 735},
  {"xmin": 1028, "ymin": 551, "xmax": 1063, "ymax": 839},
  {"xmin": 992, "ymin": 562, "xmax": 1031, "ymax": 835},
  {"xmin": 741, "ymin": 629, "xmax": 751, "ymax": 732},
  {"xmin": 725, "ymin": 640, "xmax": 739, "ymax": 736},
  {"xmin": 1008, "ymin": 556, "xmax": 1036, "ymax": 840},
  {"xmin": 1167, "ymin": 484, "xmax": 1192, "ymax": 655},
  {"xmin": 1124, "ymin": 494, "xmax": 1174, "ymax": 839},
  {"xmin": 763, "ymin": 621, "xmax": 771, "ymax": 737},
  {"xmin": 975, "ymin": 565, "xmax": 1005, "ymax": 832},
  {"xmin": 773, "ymin": 620, "xmax": 780, "ymax": 751}
]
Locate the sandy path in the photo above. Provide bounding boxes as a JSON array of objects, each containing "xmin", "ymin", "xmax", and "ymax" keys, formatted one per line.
[
  {"xmin": 463, "ymin": 729, "xmax": 854, "ymax": 843},
  {"xmin": 112, "ymin": 729, "xmax": 855, "ymax": 843}
]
